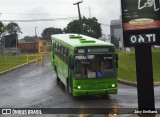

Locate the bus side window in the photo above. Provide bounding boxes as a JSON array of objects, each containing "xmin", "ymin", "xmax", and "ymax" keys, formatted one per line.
[
  {"xmin": 52, "ymin": 42, "xmax": 55, "ymax": 58},
  {"xmin": 58, "ymin": 43, "xmax": 60, "ymax": 50},
  {"xmin": 55, "ymin": 43, "xmax": 58, "ymax": 55},
  {"xmin": 55, "ymin": 42, "xmax": 57, "ymax": 49},
  {"xmin": 59, "ymin": 45, "xmax": 62, "ymax": 59},
  {"xmin": 61, "ymin": 46, "xmax": 64, "ymax": 61},
  {"xmin": 66, "ymin": 49, "xmax": 69, "ymax": 64},
  {"xmin": 63, "ymin": 46, "xmax": 67, "ymax": 63}
]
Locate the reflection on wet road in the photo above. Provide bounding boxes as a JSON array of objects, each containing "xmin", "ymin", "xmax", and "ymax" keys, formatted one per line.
[{"xmin": 0, "ymin": 56, "xmax": 159, "ymax": 117}]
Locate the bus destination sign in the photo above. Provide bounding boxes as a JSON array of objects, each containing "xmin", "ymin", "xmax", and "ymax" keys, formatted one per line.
[
  {"xmin": 75, "ymin": 46, "xmax": 115, "ymax": 54},
  {"xmin": 121, "ymin": 0, "xmax": 160, "ymax": 47}
]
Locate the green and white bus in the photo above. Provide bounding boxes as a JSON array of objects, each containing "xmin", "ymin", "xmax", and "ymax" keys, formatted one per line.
[{"xmin": 51, "ymin": 34, "xmax": 118, "ymax": 96}]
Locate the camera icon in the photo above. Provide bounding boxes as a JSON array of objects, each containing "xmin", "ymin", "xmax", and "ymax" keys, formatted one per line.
[
  {"xmin": 138, "ymin": 0, "xmax": 159, "ymax": 11},
  {"xmin": 2, "ymin": 109, "xmax": 12, "ymax": 114},
  {"xmin": 145, "ymin": 0, "xmax": 154, "ymax": 7}
]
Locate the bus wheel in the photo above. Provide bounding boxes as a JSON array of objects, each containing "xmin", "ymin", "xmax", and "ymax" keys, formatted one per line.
[
  {"xmin": 56, "ymin": 74, "xmax": 60, "ymax": 85},
  {"xmin": 55, "ymin": 68, "xmax": 60, "ymax": 85},
  {"xmin": 101, "ymin": 94, "xmax": 109, "ymax": 99}
]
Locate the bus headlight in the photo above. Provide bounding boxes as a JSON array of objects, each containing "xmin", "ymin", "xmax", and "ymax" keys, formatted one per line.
[
  {"xmin": 111, "ymin": 84, "xmax": 115, "ymax": 88},
  {"xmin": 78, "ymin": 86, "xmax": 81, "ymax": 89}
]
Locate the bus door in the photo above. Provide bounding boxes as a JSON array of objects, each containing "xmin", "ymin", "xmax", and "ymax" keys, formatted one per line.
[
  {"xmin": 52, "ymin": 41, "xmax": 56, "ymax": 70},
  {"xmin": 68, "ymin": 55, "xmax": 74, "ymax": 94}
]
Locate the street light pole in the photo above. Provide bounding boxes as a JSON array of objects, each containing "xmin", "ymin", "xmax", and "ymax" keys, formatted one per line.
[{"xmin": 73, "ymin": 1, "xmax": 83, "ymax": 34}]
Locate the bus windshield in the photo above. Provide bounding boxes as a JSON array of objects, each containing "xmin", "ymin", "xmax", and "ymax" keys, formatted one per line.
[{"xmin": 75, "ymin": 54, "xmax": 117, "ymax": 79}]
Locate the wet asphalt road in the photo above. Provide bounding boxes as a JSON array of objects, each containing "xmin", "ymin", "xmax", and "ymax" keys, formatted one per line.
[{"xmin": 0, "ymin": 56, "xmax": 160, "ymax": 117}]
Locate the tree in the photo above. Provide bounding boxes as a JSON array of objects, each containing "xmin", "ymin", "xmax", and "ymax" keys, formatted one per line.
[
  {"xmin": 5, "ymin": 21, "xmax": 22, "ymax": 34},
  {"xmin": 41, "ymin": 27, "xmax": 63, "ymax": 41},
  {"xmin": 63, "ymin": 20, "xmax": 81, "ymax": 34},
  {"xmin": 23, "ymin": 36, "xmax": 36, "ymax": 42},
  {"xmin": 0, "ymin": 21, "xmax": 4, "ymax": 35},
  {"xmin": 64, "ymin": 17, "xmax": 102, "ymax": 39}
]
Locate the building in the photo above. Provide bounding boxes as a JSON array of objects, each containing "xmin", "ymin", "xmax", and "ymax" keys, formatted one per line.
[
  {"xmin": 18, "ymin": 38, "xmax": 48, "ymax": 53},
  {"xmin": 99, "ymin": 34, "xmax": 110, "ymax": 43},
  {"xmin": 110, "ymin": 17, "xmax": 124, "ymax": 50}
]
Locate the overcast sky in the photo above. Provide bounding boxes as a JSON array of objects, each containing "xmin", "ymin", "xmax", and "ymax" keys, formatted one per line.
[{"xmin": 0, "ymin": 0, "xmax": 121, "ymax": 39}]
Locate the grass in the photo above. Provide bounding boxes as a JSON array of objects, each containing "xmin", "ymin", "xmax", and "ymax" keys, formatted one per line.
[
  {"xmin": 118, "ymin": 48, "xmax": 160, "ymax": 82},
  {"xmin": 0, "ymin": 55, "xmax": 37, "ymax": 73},
  {"xmin": 0, "ymin": 49, "xmax": 159, "ymax": 83}
]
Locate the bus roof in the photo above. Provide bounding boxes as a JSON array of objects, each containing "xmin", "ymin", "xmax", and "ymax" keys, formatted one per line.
[{"xmin": 51, "ymin": 33, "xmax": 114, "ymax": 49}]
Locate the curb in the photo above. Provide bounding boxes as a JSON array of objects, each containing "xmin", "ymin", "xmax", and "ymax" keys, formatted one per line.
[
  {"xmin": 118, "ymin": 79, "xmax": 160, "ymax": 86},
  {"xmin": 118, "ymin": 79, "xmax": 137, "ymax": 86},
  {"xmin": 154, "ymin": 82, "xmax": 160, "ymax": 86},
  {"xmin": 0, "ymin": 59, "xmax": 36, "ymax": 75}
]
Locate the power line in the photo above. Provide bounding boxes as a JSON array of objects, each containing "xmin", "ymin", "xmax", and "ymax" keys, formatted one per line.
[
  {"xmin": 101, "ymin": 23, "xmax": 110, "ymax": 27},
  {"xmin": 1, "ymin": 17, "xmax": 78, "ymax": 22},
  {"xmin": 1, "ymin": 12, "xmax": 111, "ymax": 26},
  {"xmin": 1, "ymin": 12, "xmax": 70, "ymax": 16}
]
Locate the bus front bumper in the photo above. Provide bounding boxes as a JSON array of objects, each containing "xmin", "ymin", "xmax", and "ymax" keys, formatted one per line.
[{"xmin": 72, "ymin": 88, "xmax": 117, "ymax": 96}]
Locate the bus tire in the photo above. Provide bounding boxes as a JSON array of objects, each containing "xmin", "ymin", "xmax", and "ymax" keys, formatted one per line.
[
  {"xmin": 101, "ymin": 94, "xmax": 109, "ymax": 99},
  {"xmin": 55, "ymin": 68, "xmax": 60, "ymax": 85},
  {"xmin": 56, "ymin": 75, "xmax": 60, "ymax": 85}
]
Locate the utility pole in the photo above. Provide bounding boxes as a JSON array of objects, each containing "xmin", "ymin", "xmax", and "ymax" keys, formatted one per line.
[
  {"xmin": 89, "ymin": 5, "xmax": 91, "ymax": 18},
  {"xmin": 35, "ymin": 26, "xmax": 38, "ymax": 38},
  {"xmin": 73, "ymin": 1, "xmax": 83, "ymax": 34},
  {"xmin": 0, "ymin": 13, "xmax": 2, "ymax": 48},
  {"xmin": 35, "ymin": 26, "xmax": 38, "ymax": 53}
]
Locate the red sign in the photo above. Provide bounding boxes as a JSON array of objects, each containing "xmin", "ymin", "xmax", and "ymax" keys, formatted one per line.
[{"xmin": 123, "ymin": 19, "xmax": 160, "ymax": 31}]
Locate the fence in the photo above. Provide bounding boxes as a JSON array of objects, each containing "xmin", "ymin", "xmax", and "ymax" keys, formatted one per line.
[{"xmin": 0, "ymin": 47, "xmax": 21, "ymax": 56}]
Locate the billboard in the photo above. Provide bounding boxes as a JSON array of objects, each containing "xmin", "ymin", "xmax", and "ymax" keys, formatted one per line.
[
  {"xmin": 2, "ymin": 34, "xmax": 18, "ymax": 48},
  {"xmin": 121, "ymin": 0, "xmax": 160, "ymax": 47}
]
